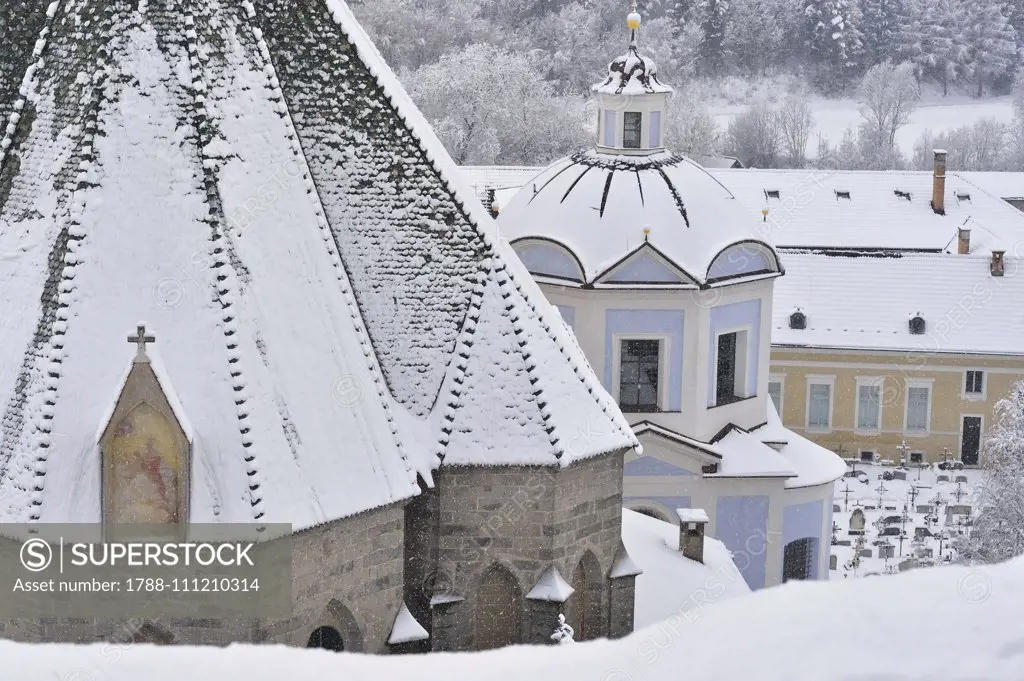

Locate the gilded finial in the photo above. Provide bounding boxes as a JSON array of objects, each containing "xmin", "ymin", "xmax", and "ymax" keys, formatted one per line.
[
  {"xmin": 643, "ymin": 227, "xmax": 650, "ymax": 241},
  {"xmin": 627, "ymin": 1, "xmax": 642, "ymax": 30}
]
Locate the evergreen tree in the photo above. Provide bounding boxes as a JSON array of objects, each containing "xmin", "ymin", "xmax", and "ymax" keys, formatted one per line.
[
  {"xmin": 805, "ymin": 0, "xmax": 866, "ymax": 92},
  {"xmin": 902, "ymin": 0, "xmax": 968, "ymax": 95},
  {"xmin": 859, "ymin": 0, "xmax": 908, "ymax": 64},
  {"xmin": 961, "ymin": 381, "xmax": 1024, "ymax": 564},
  {"xmin": 962, "ymin": 0, "xmax": 1017, "ymax": 97},
  {"xmin": 697, "ymin": 0, "xmax": 731, "ymax": 75},
  {"xmin": 729, "ymin": 0, "xmax": 789, "ymax": 76}
]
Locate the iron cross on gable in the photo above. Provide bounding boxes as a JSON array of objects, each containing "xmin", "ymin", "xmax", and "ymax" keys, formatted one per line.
[{"xmin": 128, "ymin": 323, "xmax": 155, "ymax": 362}]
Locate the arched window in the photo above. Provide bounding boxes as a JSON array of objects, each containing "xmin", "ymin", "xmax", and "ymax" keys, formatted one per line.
[
  {"xmin": 511, "ymin": 239, "xmax": 585, "ymax": 283},
  {"xmin": 909, "ymin": 316, "xmax": 926, "ymax": 335},
  {"xmin": 789, "ymin": 312, "xmax": 806, "ymax": 330},
  {"xmin": 707, "ymin": 241, "xmax": 779, "ymax": 282},
  {"xmin": 307, "ymin": 626, "xmax": 344, "ymax": 652},
  {"xmin": 564, "ymin": 551, "xmax": 604, "ymax": 641},
  {"xmin": 474, "ymin": 564, "xmax": 523, "ymax": 650}
]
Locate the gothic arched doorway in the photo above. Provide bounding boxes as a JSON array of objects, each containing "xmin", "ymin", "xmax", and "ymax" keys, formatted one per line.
[
  {"xmin": 307, "ymin": 626, "xmax": 344, "ymax": 652},
  {"xmin": 782, "ymin": 537, "xmax": 819, "ymax": 582},
  {"xmin": 565, "ymin": 551, "xmax": 603, "ymax": 641},
  {"xmin": 474, "ymin": 564, "xmax": 523, "ymax": 650}
]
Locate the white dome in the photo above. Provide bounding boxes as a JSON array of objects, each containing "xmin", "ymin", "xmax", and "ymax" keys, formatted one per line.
[{"xmin": 497, "ymin": 150, "xmax": 781, "ymax": 287}]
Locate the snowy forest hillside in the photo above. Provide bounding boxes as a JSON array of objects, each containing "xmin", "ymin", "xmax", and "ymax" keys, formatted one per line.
[{"xmin": 348, "ymin": 0, "xmax": 1024, "ymax": 170}]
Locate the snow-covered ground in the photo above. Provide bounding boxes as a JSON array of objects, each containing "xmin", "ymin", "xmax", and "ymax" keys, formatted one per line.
[
  {"xmin": 829, "ymin": 462, "xmax": 981, "ymax": 579},
  {"xmin": 622, "ymin": 508, "xmax": 750, "ymax": 629},
  {"xmin": 7, "ymin": 552, "xmax": 1021, "ymax": 680},
  {"xmin": 711, "ymin": 94, "xmax": 1018, "ymax": 159}
]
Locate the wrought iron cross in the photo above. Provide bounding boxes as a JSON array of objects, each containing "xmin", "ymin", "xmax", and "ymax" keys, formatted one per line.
[{"xmin": 128, "ymin": 324, "xmax": 155, "ymax": 362}]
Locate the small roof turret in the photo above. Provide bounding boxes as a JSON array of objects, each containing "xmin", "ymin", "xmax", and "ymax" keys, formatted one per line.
[{"xmin": 593, "ymin": 2, "xmax": 672, "ymax": 96}]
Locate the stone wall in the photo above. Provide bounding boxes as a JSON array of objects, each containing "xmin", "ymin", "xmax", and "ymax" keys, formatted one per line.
[
  {"xmin": 0, "ymin": 503, "xmax": 407, "ymax": 653},
  {"xmin": 429, "ymin": 449, "xmax": 631, "ymax": 651}
]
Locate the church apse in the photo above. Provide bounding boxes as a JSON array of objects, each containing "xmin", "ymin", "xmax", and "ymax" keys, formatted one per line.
[{"xmin": 99, "ymin": 325, "xmax": 190, "ymax": 528}]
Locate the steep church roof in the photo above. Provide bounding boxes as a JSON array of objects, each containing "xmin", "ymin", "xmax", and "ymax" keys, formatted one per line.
[{"xmin": 0, "ymin": 0, "xmax": 636, "ymax": 529}]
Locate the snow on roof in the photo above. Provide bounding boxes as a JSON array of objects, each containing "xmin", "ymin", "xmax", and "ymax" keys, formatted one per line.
[
  {"xmin": 609, "ymin": 544, "xmax": 644, "ymax": 578},
  {"xmin": 710, "ymin": 427, "xmax": 797, "ymax": 479},
  {"xmin": 6, "ymin": 556, "xmax": 1023, "ymax": 679},
  {"xmin": 525, "ymin": 566, "xmax": 575, "ymax": 603},
  {"xmin": 622, "ymin": 509, "xmax": 749, "ymax": 630},
  {"xmin": 473, "ymin": 167, "xmax": 1024, "ymax": 254},
  {"xmin": 0, "ymin": 0, "xmax": 636, "ymax": 527},
  {"xmin": 715, "ymin": 168, "xmax": 1024, "ymax": 253},
  {"xmin": 960, "ymin": 172, "xmax": 1024, "ymax": 201},
  {"xmin": 774, "ymin": 252, "xmax": 1024, "ymax": 356},
  {"xmin": 496, "ymin": 151, "xmax": 779, "ymax": 286},
  {"xmin": 676, "ymin": 508, "xmax": 709, "ymax": 524},
  {"xmin": 387, "ymin": 603, "xmax": 430, "ymax": 645},
  {"xmin": 592, "ymin": 39, "xmax": 672, "ymax": 96},
  {"xmin": 756, "ymin": 400, "xmax": 847, "ymax": 489}
]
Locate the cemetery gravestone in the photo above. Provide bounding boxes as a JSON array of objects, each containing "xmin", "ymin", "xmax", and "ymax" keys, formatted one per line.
[
  {"xmin": 916, "ymin": 505, "xmax": 933, "ymax": 514},
  {"xmin": 849, "ymin": 509, "xmax": 866, "ymax": 535},
  {"xmin": 955, "ymin": 475, "xmax": 968, "ymax": 483},
  {"xmin": 915, "ymin": 527, "xmax": 932, "ymax": 539},
  {"xmin": 893, "ymin": 471, "xmax": 907, "ymax": 480},
  {"xmin": 879, "ymin": 544, "xmax": 894, "ymax": 559},
  {"xmin": 881, "ymin": 527, "xmax": 902, "ymax": 537},
  {"xmin": 859, "ymin": 548, "xmax": 872, "ymax": 558},
  {"xmin": 937, "ymin": 475, "xmax": 949, "ymax": 483},
  {"xmin": 830, "ymin": 554, "xmax": 838, "ymax": 570},
  {"xmin": 833, "ymin": 504, "xmax": 841, "ymax": 513}
]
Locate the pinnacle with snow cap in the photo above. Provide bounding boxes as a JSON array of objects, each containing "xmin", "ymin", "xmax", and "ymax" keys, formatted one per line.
[{"xmin": 128, "ymin": 323, "xmax": 155, "ymax": 363}]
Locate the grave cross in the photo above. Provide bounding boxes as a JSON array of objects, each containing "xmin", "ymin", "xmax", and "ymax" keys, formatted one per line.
[
  {"xmin": 842, "ymin": 483, "xmax": 853, "ymax": 511},
  {"xmin": 953, "ymin": 482, "xmax": 967, "ymax": 504},
  {"xmin": 908, "ymin": 485, "xmax": 920, "ymax": 508},
  {"xmin": 128, "ymin": 324, "xmax": 156, "ymax": 362},
  {"xmin": 875, "ymin": 481, "xmax": 888, "ymax": 508}
]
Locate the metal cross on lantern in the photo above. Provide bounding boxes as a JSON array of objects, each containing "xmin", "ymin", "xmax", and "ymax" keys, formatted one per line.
[{"xmin": 128, "ymin": 323, "xmax": 156, "ymax": 362}]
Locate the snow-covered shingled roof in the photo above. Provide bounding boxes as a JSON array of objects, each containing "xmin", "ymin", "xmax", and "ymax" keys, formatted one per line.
[
  {"xmin": 469, "ymin": 167, "xmax": 1024, "ymax": 254},
  {"xmin": 715, "ymin": 168, "xmax": 1024, "ymax": 253},
  {"xmin": 0, "ymin": 0, "xmax": 636, "ymax": 528},
  {"xmin": 774, "ymin": 252, "xmax": 1024, "ymax": 356},
  {"xmin": 495, "ymin": 151, "xmax": 780, "ymax": 286}
]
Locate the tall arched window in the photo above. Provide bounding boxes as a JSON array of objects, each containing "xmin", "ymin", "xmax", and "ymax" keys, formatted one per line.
[
  {"xmin": 564, "ymin": 552, "xmax": 604, "ymax": 641},
  {"xmin": 474, "ymin": 565, "xmax": 523, "ymax": 650}
]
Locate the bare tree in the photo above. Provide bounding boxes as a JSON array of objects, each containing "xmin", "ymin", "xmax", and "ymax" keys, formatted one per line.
[
  {"xmin": 665, "ymin": 89, "xmax": 722, "ymax": 156},
  {"xmin": 962, "ymin": 381, "xmax": 1024, "ymax": 564},
  {"xmin": 723, "ymin": 100, "xmax": 780, "ymax": 168},
  {"xmin": 858, "ymin": 60, "xmax": 920, "ymax": 151},
  {"xmin": 777, "ymin": 93, "xmax": 814, "ymax": 168}
]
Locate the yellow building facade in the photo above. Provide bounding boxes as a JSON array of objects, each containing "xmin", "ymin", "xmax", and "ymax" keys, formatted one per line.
[{"xmin": 769, "ymin": 347, "xmax": 1024, "ymax": 465}]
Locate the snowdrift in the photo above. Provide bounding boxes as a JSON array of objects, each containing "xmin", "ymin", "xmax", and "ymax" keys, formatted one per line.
[{"xmin": 7, "ymin": 554, "xmax": 1022, "ymax": 680}]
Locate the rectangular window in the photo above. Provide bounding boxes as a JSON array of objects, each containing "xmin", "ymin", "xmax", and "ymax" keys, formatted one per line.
[
  {"xmin": 856, "ymin": 383, "xmax": 881, "ymax": 431},
  {"xmin": 808, "ymin": 383, "xmax": 832, "ymax": 430},
  {"xmin": 619, "ymin": 339, "xmax": 660, "ymax": 412},
  {"xmin": 906, "ymin": 385, "xmax": 931, "ymax": 433},
  {"xmin": 910, "ymin": 452, "xmax": 924, "ymax": 464},
  {"xmin": 714, "ymin": 330, "xmax": 752, "ymax": 407},
  {"xmin": 623, "ymin": 112, "xmax": 642, "ymax": 149},
  {"xmin": 965, "ymin": 370, "xmax": 984, "ymax": 395},
  {"xmin": 768, "ymin": 381, "xmax": 783, "ymax": 414},
  {"xmin": 603, "ymin": 110, "xmax": 616, "ymax": 147},
  {"xmin": 860, "ymin": 450, "xmax": 875, "ymax": 462},
  {"xmin": 649, "ymin": 111, "xmax": 662, "ymax": 148}
]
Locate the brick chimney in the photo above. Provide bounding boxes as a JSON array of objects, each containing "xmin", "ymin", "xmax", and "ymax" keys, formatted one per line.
[
  {"xmin": 992, "ymin": 251, "xmax": 1005, "ymax": 277},
  {"xmin": 932, "ymin": 150, "xmax": 947, "ymax": 215},
  {"xmin": 677, "ymin": 508, "xmax": 709, "ymax": 564},
  {"xmin": 957, "ymin": 228, "xmax": 971, "ymax": 255}
]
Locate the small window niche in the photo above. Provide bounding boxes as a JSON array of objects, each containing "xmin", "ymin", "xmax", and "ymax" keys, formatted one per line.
[
  {"xmin": 623, "ymin": 112, "xmax": 643, "ymax": 149},
  {"xmin": 789, "ymin": 311, "xmax": 807, "ymax": 330},
  {"xmin": 835, "ymin": 190, "xmax": 851, "ymax": 201},
  {"xmin": 649, "ymin": 111, "xmax": 662, "ymax": 148},
  {"xmin": 99, "ymin": 326, "xmax": 191, "ymax": 538},
  {"xmin": 908, "ymin": 316, "xmax": 926, "ymax": 335}
]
